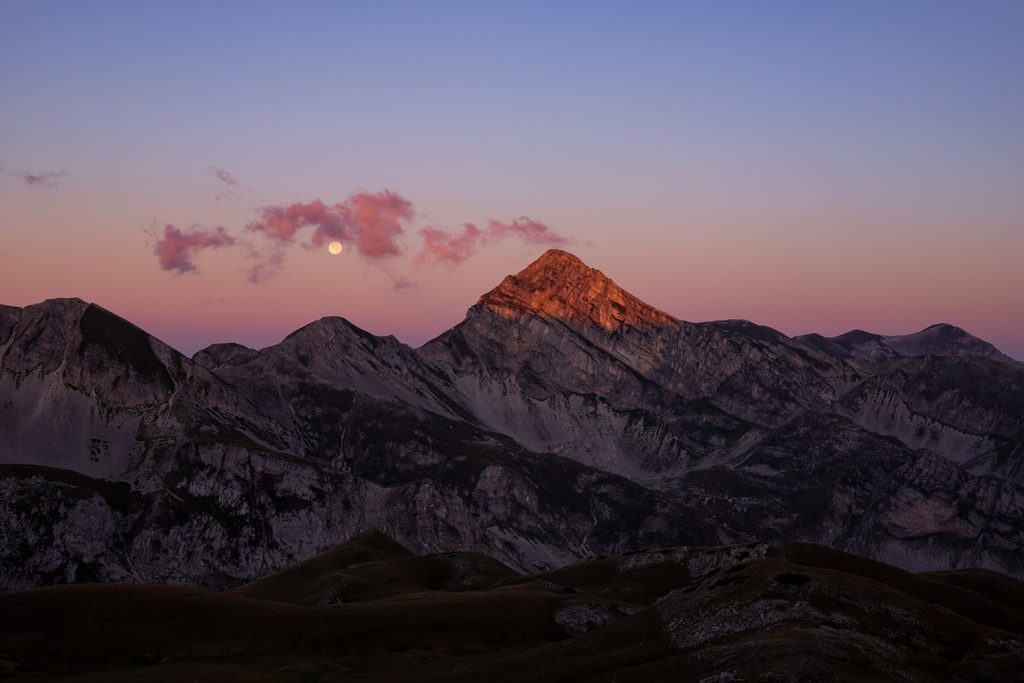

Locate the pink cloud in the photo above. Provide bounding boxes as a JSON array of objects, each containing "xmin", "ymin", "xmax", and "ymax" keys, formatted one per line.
[
  {"xmin": 326, "ymin": 190, "xmax": 413, "ymax": 258},
  {"xmin": 20, "ymin": 170, "xmax": 66, "ymax": 188},
  {"xmin": 415, "ymin": 216, "xmax": 567, "ymax": 266},
  {"xmin": 247, "ymin": 199, "xmax": 340, "ymax": 244},
  {"xmin": 416, "ymin": 223, "xmax": 484, "ymax": 265},
  {"xmin": 149, "ymin": 186, "xmax": 566, "ymax": 283},
  {"xmin": 154, "ymin": 224, "xmax": 236, "ymax": 274},
  {"xmin": 245, "ymin": 190, "xmax": 414, "ymax": 277}
]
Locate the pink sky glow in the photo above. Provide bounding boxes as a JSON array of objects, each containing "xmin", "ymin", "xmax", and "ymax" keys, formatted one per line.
[{"xmin": 2, "ymin": 3, "xmax": 1021, "ymax": 359}]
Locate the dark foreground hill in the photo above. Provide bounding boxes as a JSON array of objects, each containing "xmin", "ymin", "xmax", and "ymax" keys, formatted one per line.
[{"xmin": 1, "ymin": 531, "xmax": 1022, "ymax": 683}]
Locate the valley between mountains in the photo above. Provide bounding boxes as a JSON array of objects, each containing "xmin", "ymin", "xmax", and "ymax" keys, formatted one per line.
[{"xmin": 2, "ymin": 248, "xmax": 1023, "ymax": 593}]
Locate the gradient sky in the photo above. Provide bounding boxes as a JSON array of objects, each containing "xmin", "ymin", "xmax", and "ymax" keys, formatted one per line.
[{"xmin": 2, "ymin": 1, "xmax": 1022, "ymax": 359}]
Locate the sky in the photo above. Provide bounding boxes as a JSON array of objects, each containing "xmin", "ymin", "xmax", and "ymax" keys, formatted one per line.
[{"xmin": 2, "ymin": 1, "xmax": 1022, "ymax": 359}]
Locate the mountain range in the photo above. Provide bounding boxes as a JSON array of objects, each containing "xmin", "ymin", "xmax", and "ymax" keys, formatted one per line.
[{"xmin": 2, "ymin": 249, "xmax": 1023, "ymax": 593}]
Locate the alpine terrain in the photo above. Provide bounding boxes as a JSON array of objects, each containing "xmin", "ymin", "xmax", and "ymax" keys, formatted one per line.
[{"xmin": 2, "ymin": 249, "xmax": 1023, "ymax": 595}]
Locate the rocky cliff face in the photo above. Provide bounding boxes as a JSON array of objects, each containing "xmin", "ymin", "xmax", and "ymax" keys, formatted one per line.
[{"xmin": 2, "ymin": 250, "xmax": 1023, "ymax": 590}]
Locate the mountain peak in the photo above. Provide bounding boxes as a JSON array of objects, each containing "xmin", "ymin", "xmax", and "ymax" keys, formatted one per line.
[
  {"xmin": 476, "ymin": 249, "xmax": 678, "ymax": 332},
  {"xmin": 795, "ymin": 322, "xmax": 1011, "ymax": 363},
  {"xmin": 883, "ymin": 323, "xmax": 1010, "ymax": 361},
  {"xmin": 520, "ymin": 247, "xmax": 584, "ymax": 270}
]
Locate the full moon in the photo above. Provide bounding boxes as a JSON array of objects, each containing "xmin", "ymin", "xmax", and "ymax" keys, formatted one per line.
[{"xmin": 328, "ymin": 241, "xmax": 343, "ymax": 255}]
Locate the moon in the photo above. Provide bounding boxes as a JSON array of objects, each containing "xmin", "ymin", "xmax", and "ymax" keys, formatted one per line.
[{"xmin": 328, "ymin": 241, "xmax": 343, "ymax": 255}]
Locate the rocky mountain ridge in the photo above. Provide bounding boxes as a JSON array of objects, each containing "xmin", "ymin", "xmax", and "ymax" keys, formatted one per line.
[
  {"xmin": 2, "ymin": 249, "xmax": 1023, "ymax": 591},
  {"xmin": 797, "ymin": 323, "xmax": 1013, "ymax": 365}
]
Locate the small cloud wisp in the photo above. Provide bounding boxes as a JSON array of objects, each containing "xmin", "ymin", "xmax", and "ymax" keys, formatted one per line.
[
  {"xmin": 209, "ymin": 166, "xmax": 246, "ymax": 201},
  {"xmin": 416, "ymin": 217, "xmax": 568, "ymax": 266},
  {"xmin": 19, "ymin": 170, "xmax": 67, "ymax": 188},
  {"xmin": 210, "ymin": 166, "xmax": 238, "ymax": 187},
  {"xmin": 488, "ymin": 217, "xmax": 569, "ymax": 246}
]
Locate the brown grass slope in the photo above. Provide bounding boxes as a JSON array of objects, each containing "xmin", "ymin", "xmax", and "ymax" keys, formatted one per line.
[
  {"xmin": 232, "ymin": 530, "xmax": 517, "ymax": 606},
  {"xmin": 1, "ymin": 532, "xmax": 1023, "ymax": 682}
]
